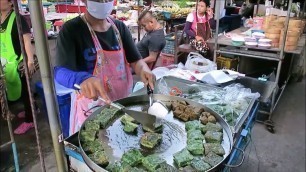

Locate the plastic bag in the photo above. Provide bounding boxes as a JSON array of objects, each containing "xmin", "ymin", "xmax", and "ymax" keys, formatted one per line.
[{"xmin": 185, "ymin": 52, "xmax": 217, "ymax": 73}]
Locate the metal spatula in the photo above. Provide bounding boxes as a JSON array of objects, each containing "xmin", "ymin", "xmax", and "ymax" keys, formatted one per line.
[{"xmin": 74, "ymin": 84, "xmax": 156, "ymax": 130}]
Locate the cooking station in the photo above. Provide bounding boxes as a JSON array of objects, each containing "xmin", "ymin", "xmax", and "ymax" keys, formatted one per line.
[{"xmin": 63, "ymin": 75, "xmax": 274, "ymax": 171}]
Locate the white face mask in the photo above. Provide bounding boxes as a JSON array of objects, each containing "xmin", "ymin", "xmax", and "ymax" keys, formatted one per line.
[{"xmin": 86, "ymin": 0, "xmax": 114, "ymax": 19}]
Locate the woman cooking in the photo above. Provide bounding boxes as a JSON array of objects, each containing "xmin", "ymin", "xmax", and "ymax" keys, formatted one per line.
[
  {"xmin": 54, "ymin": 0, "xmax": 155, "ymax": 135},
  {"xmin": 184, "ymin": 0, "xmax": 215, "ymax": 55}
]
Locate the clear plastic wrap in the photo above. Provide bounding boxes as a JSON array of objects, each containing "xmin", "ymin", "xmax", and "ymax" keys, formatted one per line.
[{"xmin": 156, "ymin": 77, "xmax": 260, "ymax": 127}]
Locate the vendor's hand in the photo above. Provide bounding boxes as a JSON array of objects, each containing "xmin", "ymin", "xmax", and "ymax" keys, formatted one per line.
[
  {"xmin": 80, "ymin": 77, "xmax": 111, "ymax": 104},
  {"xmin": 195, "ymin": 36, "xmax": 204, "ymax": 42},
  {"xmin": 27, "ymin": 61, "xmax": 35, "ymax": 76},
  {"xmin": 140, "ymin": 66, "xmax": 155, "ymax": 90}
]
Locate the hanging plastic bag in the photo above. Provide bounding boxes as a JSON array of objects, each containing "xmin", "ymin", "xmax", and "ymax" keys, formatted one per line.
[{"xmin": 185, "ymin": 52, "xmax": 216, "ymax": 73}]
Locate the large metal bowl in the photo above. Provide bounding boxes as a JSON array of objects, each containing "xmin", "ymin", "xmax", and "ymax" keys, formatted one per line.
[{"xmin": 78, "ymin": 94, "xmax": 234, "ymax": 171}]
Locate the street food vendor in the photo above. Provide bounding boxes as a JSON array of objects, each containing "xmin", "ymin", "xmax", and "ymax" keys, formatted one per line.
[
  {"xmin": 137, "ymin": 10, "xmax": 166, "ymax": 69},
  {"xmin": 0, "ymin": 0, "xmax": 36, "ymax": 134},
  {"xmin": 184, "ymin": 0, "xmax": 215, "ymax": 55},
  {"xmin": 54, "ymin": 0, "xmax": 155, "ymax": 134}
]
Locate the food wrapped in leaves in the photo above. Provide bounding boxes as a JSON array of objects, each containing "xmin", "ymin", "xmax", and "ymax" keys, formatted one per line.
[
  {"xmin": 140, "ymin": 132, "xmax": 162, "ymax": 149},
  {"xmin": 121, "ymin": 114, "xmax": 137, "ymax": 125},
  {"xmin": 203, "ymin": 143, "xmax": 225, "ymax": 156},
  {"xmin": 203, "ymin": 152, "xmax": 223, "ymax": 167},
  {"xmin": 187, "ymin": 129, "xmax": 205, "ymax": 141},
  {"xmin": 97, "ymin": 107, "xmax": 121, "ymax": 128},
  {"xmin": 80, "ymin": 130, "xmax": 97, "ymax": 142},
  {"xmin": 85, "ymin": 120, "xmax": 100, "ymax": 131},
  {"xmin": 190, "ymin": 158, "xmax": 211, "ymax": 172},
  {"xmin": 185, "ymin": 120, "xmax": 203, "ymax": 131},
  {"xmin": 88, "ymin": 150, "xmax": 109, "ymax": 167},
  {"xmin": 123, "ymin": 121, "xmax": 138, "ymax": 134},
  {"xmin": 142, "ymin": 155, "xmax": 166, "ymax": 172},
  {"xmin": 106, "ymin": 162, "xmax": 132, "ymax": 172},
  {"xmin": 187, "ymin": 140, "xmax": 204, "ymax": 155},
  {"xmin": 121, "ymin": 149, "xmax": 144, "ymax": 167},
  {"xmin": 204, "ymin": 131, "xmax": 223, "ymax": 143},
  {"xmin": 173, "ymin": 148, "xmax": 194, "ymax": 168},
  {"xmin": 157, "ymin": 162, "xmax": 178, "ymax": 172},
  {"xmin": 201, "ymin": 122, "xmax": 222, "ymax": 133},
  {"xmin": 142, "ymin": 124, "xmax": 163, "ymax": 133},
  {"xmin": 82, "ymin": 140, "xmax": 103, "ymax": 154}
]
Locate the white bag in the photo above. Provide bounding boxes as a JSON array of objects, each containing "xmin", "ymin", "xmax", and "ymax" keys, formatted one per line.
[{"xmin": 185, "ymin": 52, "xmax": 217, "ymax": 73}]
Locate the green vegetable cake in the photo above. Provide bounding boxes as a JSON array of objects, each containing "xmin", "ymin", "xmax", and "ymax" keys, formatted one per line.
[
  {"xmin": 204, "ymin": 131, "xmax": 223, "ymax": 143},
  {"xmin": 185, "ymin": 120, "xmax": 204, "ymax": 131},
  {"xmin": 88, "ymin": 150, "xmax": 109, "ymax": 167},
  {"xmin": 123, "ymin": 121, "xmax": 138, "ymax": 134},
  {"xmin": 140, "ymin": 132, "xmax": 162, "ymax": 149},
  {"xmin": 173, "ymin": 148, "xmax": 194, "ymax": 168},
  {"xmin": 187, "ymin": 140, "xmax": 204, "ymax": 155},
  {"xmin": 190, "ymin": 158, "xmax": 211, "ymax": 172},
  {"xmin": 121, "ymin": 149, "xmax": 144, "ymax": 167},
  {"xmin": 203, "ymin": 143, "xmax": 225, "ymax": 156},
  {"xmin": 203, "ymin": 152, "xmax": 223, "ymax": 167},
  {"xmin": 142, "ymin": 154, "xmax": 166, "ymax": 172}
]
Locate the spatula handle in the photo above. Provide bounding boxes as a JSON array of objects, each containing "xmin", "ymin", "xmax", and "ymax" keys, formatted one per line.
[{"xmin": 74, "ymin": 84, "xmax": 122, "ymax": 110}]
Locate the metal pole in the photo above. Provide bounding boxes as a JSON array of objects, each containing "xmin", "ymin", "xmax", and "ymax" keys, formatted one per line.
[
  {"xmin": 28, "ymin": 1, "xmax": 67, "ymax": 171},
  {"xmin": 0, "ymin": 62, "xmax": 20, "ymax": 171},
  {"xmin": 12, "ymin": 1, "xmax": 46, "ymax": 171},
  {"xmin": 213, "ymin": 0, "xmax": 220, "ymax": 62},
  {"xmin": 277, "ymin": 0, "xmax": 293, "ymax": 84}
]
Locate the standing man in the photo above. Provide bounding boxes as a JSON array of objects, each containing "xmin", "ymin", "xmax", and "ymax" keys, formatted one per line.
[
  {"xmin": 54, "ymin": 0, "xmax": 155, "ymax": 134},
  {"xmin": 137, "ymin": 10, "xmax": 166, "ymax": 69}
]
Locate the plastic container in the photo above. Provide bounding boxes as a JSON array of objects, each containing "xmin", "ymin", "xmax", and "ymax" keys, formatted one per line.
[
  {"xmin": 245, "ymin": 42, "xmax": 258, "ymax": 48},
  {"xmin": 35, "ymin": 82, "xmax": 72, "ymax": 138},
  {"xmin": 231, "ymin": 37, "xmax": 245, "ymax": 46}
]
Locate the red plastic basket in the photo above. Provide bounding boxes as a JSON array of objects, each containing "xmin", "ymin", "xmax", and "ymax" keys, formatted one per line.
[{"xmin": 55, "ymin": 4, "xmax": 86, "ymax": 13}]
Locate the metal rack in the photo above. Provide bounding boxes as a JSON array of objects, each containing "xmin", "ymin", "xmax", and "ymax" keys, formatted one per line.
[
  {"xmin": 212, "ymin": 0, "xmax": 305, "ymax": 133},
  {"xmin": 0, "ymin": 62, "xmax": 20, "ymax": 172}
]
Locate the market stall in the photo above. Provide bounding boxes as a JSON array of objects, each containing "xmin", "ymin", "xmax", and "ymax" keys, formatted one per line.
[{"xmin": 9, "ymin": 0, "xmax": 304, "ymax": 171}]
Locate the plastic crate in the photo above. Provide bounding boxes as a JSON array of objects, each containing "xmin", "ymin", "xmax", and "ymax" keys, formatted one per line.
[
  {"xmin": 162, "ymin": 33, "xmax": 175, "ymax": 55},
  {"xmin": 216, "ymin": 56, "xmax": 238, "ymax": 70},
  {"xmin": 35, "ymin": 82, "xmax": 71, "ymax": 138},
  {"xmin": 55, "ymin": 4, "xmax": 86, "ymax": 13}
]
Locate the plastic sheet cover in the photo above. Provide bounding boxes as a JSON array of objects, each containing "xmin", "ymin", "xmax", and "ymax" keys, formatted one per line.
[{"xmin": 156, "ymin": 78, "xmax": 260, "ymax": 127}]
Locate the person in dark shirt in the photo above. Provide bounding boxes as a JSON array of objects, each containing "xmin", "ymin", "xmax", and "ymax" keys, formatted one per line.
[
  {"xmin": 136, "ymin": 10, "xmax": 166, "ymax": 69},
  {"xmin": 55, "ymin": 0, "xmax": 155, "ymax": 134},
  {"xmin": 0, "ymin": 0, "xmax": 35, "ymax": 134}
]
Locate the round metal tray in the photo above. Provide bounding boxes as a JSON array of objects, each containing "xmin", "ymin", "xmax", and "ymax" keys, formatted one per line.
[{"xmin": 78, "ymin": 94, "xmax": 234, "ymax": 171}]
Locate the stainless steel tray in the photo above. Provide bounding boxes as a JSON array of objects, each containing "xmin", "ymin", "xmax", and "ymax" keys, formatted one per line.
[{"xmin": 78, "ymin": 94, "xmax": 234, "ymax": 172}]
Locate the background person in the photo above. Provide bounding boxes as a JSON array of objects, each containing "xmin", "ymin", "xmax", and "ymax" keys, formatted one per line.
[
  {"xmin": 0, "ymin": 0, "xmax": 36, "ymax": 134},
  {"xmin": 137, "ymin": 10, "xmax": 166, "ymax": 70}
]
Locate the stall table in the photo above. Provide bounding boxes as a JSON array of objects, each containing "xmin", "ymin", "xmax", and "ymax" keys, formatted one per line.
[{"xmin": 207, "ymin": 27, "xmax": 306, "ymax": 132}]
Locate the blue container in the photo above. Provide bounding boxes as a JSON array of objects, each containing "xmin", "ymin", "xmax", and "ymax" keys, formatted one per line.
[{"xmin": 35, "ymin": 82, "xmax": 71, "ymax": 138}]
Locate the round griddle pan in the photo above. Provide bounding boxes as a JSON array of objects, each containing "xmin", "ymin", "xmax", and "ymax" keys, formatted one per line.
[{"xmin": 78, "ymin": 94, "xmax": 234, "ymax": 172}]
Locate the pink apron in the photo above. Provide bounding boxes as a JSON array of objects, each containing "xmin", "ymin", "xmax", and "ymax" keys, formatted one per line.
[
  {"xmin": 191, "ymin": 11, "xmax": 208, "ymax": 32},
  {"xmin": 69, "ymin": 16, "xmax": 133, "ymax": 135}
]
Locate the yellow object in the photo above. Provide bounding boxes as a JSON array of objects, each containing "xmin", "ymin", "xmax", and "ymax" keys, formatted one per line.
[{"xmin": 216, "ymin": 56, "xmax": 238, "ymax": 70}]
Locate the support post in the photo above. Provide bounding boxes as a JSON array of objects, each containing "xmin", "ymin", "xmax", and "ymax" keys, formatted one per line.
[{"xmin": 28, "ymin": 1, "xmax": 67, "ymax": 171}]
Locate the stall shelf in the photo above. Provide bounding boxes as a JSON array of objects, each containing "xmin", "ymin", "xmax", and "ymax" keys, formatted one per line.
[{"xmin": 210, "ymin": 0, "xmax": 305, "ymax": 132}]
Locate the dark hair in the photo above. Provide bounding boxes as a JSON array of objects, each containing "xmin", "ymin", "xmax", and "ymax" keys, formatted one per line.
[
  {"xmin": 198, "ymin": 0, "xmax": 210, "ymax": 7},
  {"xmin": 138, "ymin": 9, "xmax": 154, "ymax": 21}
]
